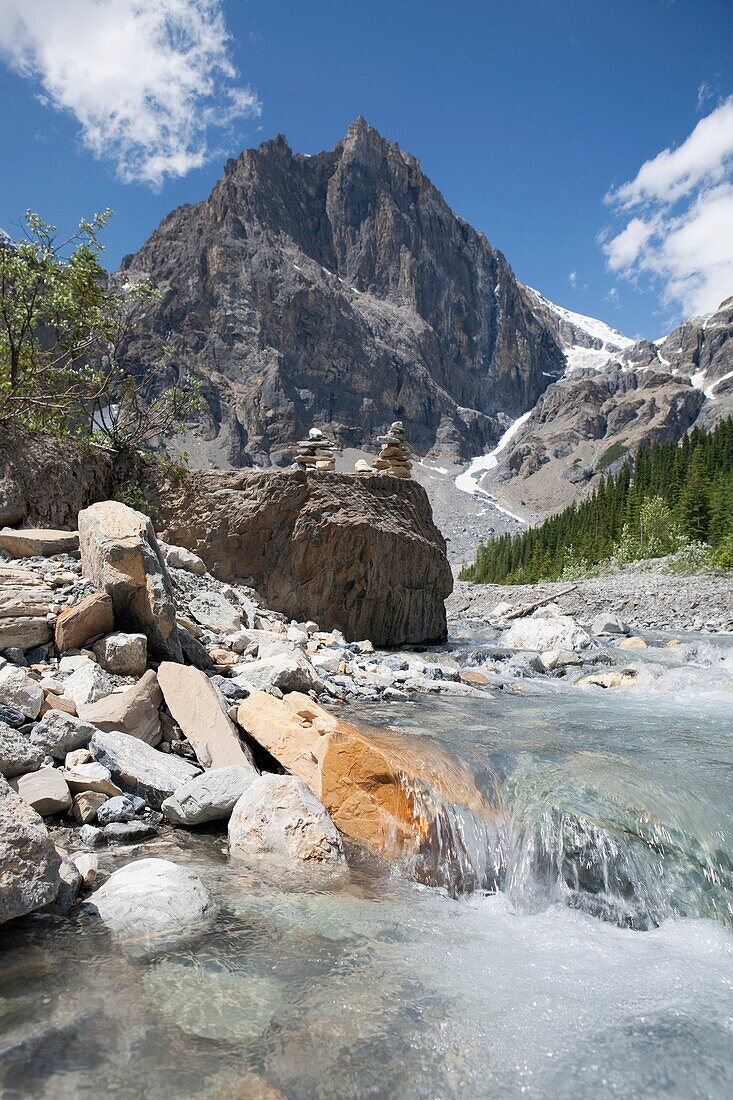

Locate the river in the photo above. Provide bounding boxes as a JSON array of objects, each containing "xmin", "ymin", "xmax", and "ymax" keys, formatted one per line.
[{"xmin": 1, "ymin": 628, "xmax": 732, "ymax": 1098}]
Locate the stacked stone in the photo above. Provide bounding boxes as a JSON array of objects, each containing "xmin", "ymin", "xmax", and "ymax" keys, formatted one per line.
[
  {"xmin": 373, "ymin": 421, "xmax": 412, "ymax": 479},
  {"xmin": 292, "ymin": 428, "xmax": 338, "ymax": 472}
]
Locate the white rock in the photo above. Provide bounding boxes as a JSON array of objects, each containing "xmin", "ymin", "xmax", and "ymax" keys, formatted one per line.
[
  {"xmin": 490, "ymin": 601, "xmax": 513, "ymax": 619},
  {"xmin": 540, "ymin": 649, "xmax": 560, "ymax": 670},
  {"xmin": 188, "ymin": 591, "xmax": 242, "ymax": 635},
  {"xmin": 162, "ymin": 765, "xmax": 258, "ymax": 826},
  {"xmin": 0, "ymin": 775, "xmax": 61, "ymax": 923},
  {"xmin": 85, "ymin": 857, "xmax": 212, "ymax": 944},
  {"xmin": 63, "ymin": 662, "xmax": 115, "ymax": 708},
  {"xmin": 0, "ymin": 721, "xmax": 44, "ymax": 777},
  {"xmin": 92, "ymin": 631, "xmax": 147, "ymax": 676},
  {"xmin": 234, "ymin": 655, "xmax": 323, "ymax": 696},
  {"xmin": 0, "ymin": 664, "xmax": 44, "ymax": 718},
  {"xmin": 228, "ymin": 774, "xmax": 345, "ymax": 867},
  {"xmin": 62, "ymin": 761, "xmax": 122, "ymax": 796},
  {"xmin": 591, "ymin": 613, "xmax": 630, "ymax": 636},
  {"xmin": 286, "ymin": 625, "xmax": 309, "ymax": 645},
  {"xmin": 89, "ymin": 728, "xmax": 200, "ymax": 809},
  {"xmin": 504, "ymin": 616, "xmax": 591, "ymax": 652},
  {"xmin": 71, "ymin": 851, "xmax": 99, "ymax": 888},
  {"xmin": 11, "ymin": 766, "xmax": 71, "ymax": 816}
]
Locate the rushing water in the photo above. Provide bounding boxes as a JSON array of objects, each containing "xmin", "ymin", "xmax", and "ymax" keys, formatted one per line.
[{"xmin": 2, "ymin": 630, "xmax": 733, "ymax": 1098}]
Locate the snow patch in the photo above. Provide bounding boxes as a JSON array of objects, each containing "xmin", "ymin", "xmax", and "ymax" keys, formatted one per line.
[
  {"xmin": 705, "ymin": 369, "xmax": 733, "ymax": 400},
  {"xmin": 454, "ymin": 410, "xmax": 533, "ymax": 524}
]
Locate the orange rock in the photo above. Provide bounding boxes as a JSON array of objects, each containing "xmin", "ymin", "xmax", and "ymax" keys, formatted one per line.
[
  {"xmin": 55, "ymin": 592, "xmax": 114, "ymax": 652},
  {"xmin": 235, "ymin": 692, "xmax": 493, "ymax": 862},
  {"xmin": 40, "ymin": 692, "xmax": 78, "ymax": 717},
  {"xmin": 459, "ymin": 669, "xmax": 490, "ymax": 686}
]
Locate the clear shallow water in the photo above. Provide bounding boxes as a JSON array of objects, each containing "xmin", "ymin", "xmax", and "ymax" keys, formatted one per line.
[{"xmin": 2, "ymin": 634, "xmax": 733, "ymax": 1098}]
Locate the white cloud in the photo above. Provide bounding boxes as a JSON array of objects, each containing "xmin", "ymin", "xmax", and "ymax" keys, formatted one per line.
[
  {"xmin": 603, "ymin": 97, "xmax": 733, "ymax": 319},
  {"xmin": 0, "ymin": 0, "xmax": 261, "ymax": 188},
  {"xmin": 568, "ymin": 271, "xmax": 577, "ymax": 288}
]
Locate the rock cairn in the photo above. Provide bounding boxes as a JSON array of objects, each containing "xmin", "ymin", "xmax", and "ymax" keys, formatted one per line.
[
  {"xmin": 374, "ymin": 421, "xmax": 412, "ymax": 479},
  {"xmin": 291, "ymin": 428, "xmax": 338, "ymax": 472}
]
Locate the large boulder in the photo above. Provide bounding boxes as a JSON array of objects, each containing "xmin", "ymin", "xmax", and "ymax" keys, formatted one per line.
[
  {"xmin": 92, "ymin": 631, "xmax": 147, "ymax": 676},
  {"xmin": 0, "ymin": 775, "xmax": 61, "ymax": 923},
  {"xmin": 55, "ymin": 592, "xmax": 114, "ymax": 652},
  {"xmin": 235, "ymin": 692, "xmax": 493, "ymax": 863},
  {"xmin": 233, "ymin": 654, "xmax": 323, "ymax": 696},
  {"xmin": 0, "ymin": 527, "xmax": 79, "ymax": 558},
  {"xmin": 0, "ymin": 564, "xmax": 52, "ymax": 650},
  {"xmin": 162, "ymin": 765, "xmax": 258, "ymax": 826},
  {"xmin": 504, "ymin": 615, "xmax": 591, "ymax": 652},
  {"xmin": 0, "ymin": 664, "xmax": 44, "ymax": 718},
  {"xmin": 30, "ymin": 710, "xmax": 98, "ymax": 759},
  {"xmin": 77, "ymin": 501, "xmax": 182, "ymax": 662},
  {"xmin": 228, "ymin": 774, "xmax": 345, "ymax": 867},
  {"xmin": 11, "ymin": 766, "xmax": 72, "ymax": 816},
  {"xmin": 156, "ymin": 469, "xmax": 452, "ymax": 646},
  {"xmin": 157, "ymin": 663, "xmax": 257, "ymax": 770},
  {"xmin": 89, "ymin": 728, "xmax": 200, "ymax": 808},
  {"xmin": 78, "ymin": 670, "xmax": 162, "ymax": 745},
  {"xmin": 84, "ymin": 857, "xmax": 212, "ymax": 943}
]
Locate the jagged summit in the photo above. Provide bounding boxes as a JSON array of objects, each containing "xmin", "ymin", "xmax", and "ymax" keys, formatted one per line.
[{"xmin": 119, "ymin": 121, "xmax": 565, "ymax": 467}]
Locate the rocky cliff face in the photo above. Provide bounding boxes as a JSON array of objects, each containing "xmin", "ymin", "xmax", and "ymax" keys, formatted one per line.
[
  {"xmin": 119, "ymin": 118, "xmax": 565, "ymax": 466},
  {"xmin": 155, "ymin": 469, "xmax": 453, "ymax": 646},
  {"xmin": 475, "ymin": 297, "xmax": 733, "ymax": 517}
]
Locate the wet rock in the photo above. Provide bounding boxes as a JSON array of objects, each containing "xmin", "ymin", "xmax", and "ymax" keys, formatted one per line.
[
  {"xmin": 0, "ymin": 722, "xmax": 44, "ymax": 777},
  {"xmin": 92, "ymin": 631, "xmax": 147, "ymax": 676},
  {"xmin": 162, "ymin": 765, "xmax": 258, "ymax": 826},
  {"xmin": 458, "ymin": 669, "xmax": 491, "ymax": 686},
  {"xmin": 0, "ymin": 563, "xmax": 53, "ymax": 650},
  {"xmin": 84, "ymin": 857, "xmax": 212, "ymax": 942},
  {"xmin": 71, "ymin": 851, "xmax": 99, "ymax": 887},
  {"xmin": 78, "ymin": 669, "xmax": 162, "ymax": 745},
  {"xmin": 31, "ymin": 711, "xmax": 98, "ymax": 760},
  {"xmin": 578, "ymin": 668, "xmax": 639, "ymax": 688},
  {"xmin": 55, "ymin": 857, "xmax": 82, "ymax": 912},
  {"xmin": 103, "ymin": 820, "xmax": 158, "ymax": 843},
  {"xmin": 228, "ymin": 774, "xmax": 345, "ymax": 867},
  {"xmin": 55, "ymin": 592, "xmax": 114, "ymax": 652},
  {"xmin": 157, "ymin": 662, "xmax": 257, "ymax": 770},
  {"xmin": 77, "ymin": 501, "xmax": 182, "ymax": 662},
  {"xmin": 78, "ymin": 824, "xmax": 104, "ymax": 847},
  {"xmin": 0, "ymin": 775, "xmax": 61, "ymax": 923},
  {"xmin": 89, "ymin": 728, "xmax": 200, "ymax": 808},
  {"xmin": 0, "ymin": 664, "xmax": 44, "ymax": 719},
  {"xmin": 11, "ymin": 766, "xmax": 71, "ymax": 816},
  {"xmin": 591, "ymin": 614, "xmax": 630, "ymax": 636},
  {"xmin": 0, "ymin": 527, "xmax": 79, "ymax": 557},
  {"xmin": 618, "ymin": 636, "xmax": 648, "ymax": 650}
]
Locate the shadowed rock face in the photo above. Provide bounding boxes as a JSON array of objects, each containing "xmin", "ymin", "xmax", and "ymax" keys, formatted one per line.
[
  {"xmin": 157, "ymin": 468, "xmax": 452, "ymax": 646},
  {"xmin": 119, "ymin": 117, "xmax": 565, "ymax": 465}
]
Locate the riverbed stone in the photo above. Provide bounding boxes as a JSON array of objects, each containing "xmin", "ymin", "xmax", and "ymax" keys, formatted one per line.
[
  {"xmin": 578, "ymin": 668, "xmax": 639, "ymax": 688},
  {"xmin": 0, "ymin": 722, "xmax": 44, "ymax": 777},
  {"xmin": 96, "ymin": 795, "xmax": 136, "ymax": 826},
  {"xmin": 504, "ymin": 616, "xmax": 591, "ymax": 652},
  {"xmin": 234, "ymin": 654, "xmax": 324, "ymax": 696},
  {"xmin": 62, "ymin": 662, "xmax": 115, "ymax": 708},
  {"xmin": 77, "ymin": 501, "xmax": 182, "ymax": 662},
  {"xmin": 89, "ymin": 729, "xmax": 200, "ymax": 808},
  {"xmin": 591, "ymin": 613, "xmax": 630, "ymax": 636},
  {"xmin": 11, "ymin": 766, "xmax": 71, "ymax": 816},
  {"xmin": 157, "ymin": 662, "xmax": 256, "ymax": 770},
  {"xmin": 72, "ymin": 790, "xmax": 108, "ymax": 824},
  {"xmin": 0, "ymin": 664, "xmax": 44, "ymax": 718},
  {"xmin": 85, "ymin": 857, "xmax": 212, "ymax": 942},
  {"xmin": 78, "ymin": 670, "xmax": 162, "ymax": 745},
  {"xmin": 0, "ymin": 563, "xmax": 53, "ymax": 651},
  {"xmin": 71, "ymin": 851, "xmax": 99, "ymax": 887},
  {"xmin": 162, "ymin": 765, "xmax": 258, "ymax": 826},
  {"xmin": 103, "ymin": 819, "xmax": 158, "ymax": 843},
  {"xmin": 618, "ymin": 636, "xmax": 648, "ymax": 650},
  {"xmin": 55, "ymin": 592, "xmax": 115, "ymax": 652},
  {"xmin": 228, "ymin": 774, "xmax": 345, "ymax": 867},
  {"xmin": 0, "ymin": 776, "xmax": 61, "ymax": 923},
  {"xmin": 31, "ymin": 710, "xmax": 98, "ymax": 759},
  {"xmin": 92, "ymin": 631, "xmax": 147, "ymax": 676},
  {"xmin": 63, "ymin": 761, "xmax": 121, "ymax": 796}
]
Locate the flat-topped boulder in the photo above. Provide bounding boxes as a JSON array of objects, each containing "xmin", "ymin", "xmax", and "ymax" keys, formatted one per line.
[
  {"xmin": 0, "ymin": 563, "xmax": 52, "ymax": 650},
  {"xmin": 0, "ymin": 527, "xmax": 79, "ymax": 558},
  {"xmin": 156, "ymin": 469, "xmax": 452, "ymax": 646},
  {"xmin": 89, "ymin": 728, "xmax": 200, "ymax": 808},
  {"xmin": 0, "ymin": 776, "xmax": 61, "ymax": 923}
]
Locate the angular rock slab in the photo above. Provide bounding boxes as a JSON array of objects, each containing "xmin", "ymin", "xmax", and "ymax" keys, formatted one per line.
[
  {"xmin": 31, "ymin": 710, "xmax": 98, "ymax": 760},
  {"xmin": 228, "ymin": 774, "xmax": 345, "ymax": 867},
  {"xmin": 77, "ymin": 501, "xmax": 182, "ymax": 662},
  {"xmin": 84, "ymin": 858, "xmax": 212, "ymax": 945},
  {"xmin": 0, "ymin": 563, "xmax": 52, "ymax": 650},
  {"xmin": 157, "ymin": 662, "xmax": 256, "ymax": 770},
  {"xmin": 162, "ymin": 765, "xmax": 258, "ymax": 826},
  {"xmin": 11, "ymin": 766, "xmax": 72, "ymax": 816},
  {"xmin": 0, "ymin": 664, "xmax": 44, "ymax": 718},
  {"xmin": 89, "ymin": 729, "xmax": 200, "ymax": 809},
  {"xmin": 234, "ymin": 654, "xmax": 323, "ymax": 696},
  {"xmin": 0, "ymin": 527, "xmax": 79, "ymax": 558},
  {"xmin": 0, "ymin": 721, "xmax": 44, "ymax": 778},
  {"xmin": 78, "ymin": 670, "xmax": 162, "ymax": 746},
  {"xmin": 504, "ymin": 616, "xmax": 591, "ymax": 652},
  {"xmin": 55, "ymin": 591, "xmax": 114, "ymax": 652},
  {"xmin": 92, "ymin": 631, "xmax": 147, "ymax": 676},
  {"xmin": 0, "ymin": 775, "xmax": 61, "ymax": 923}
]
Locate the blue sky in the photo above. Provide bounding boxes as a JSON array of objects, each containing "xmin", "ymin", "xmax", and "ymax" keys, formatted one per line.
[{"xmin": 0, "ymin": 0, "xmax": 731, "ymax": 339}]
